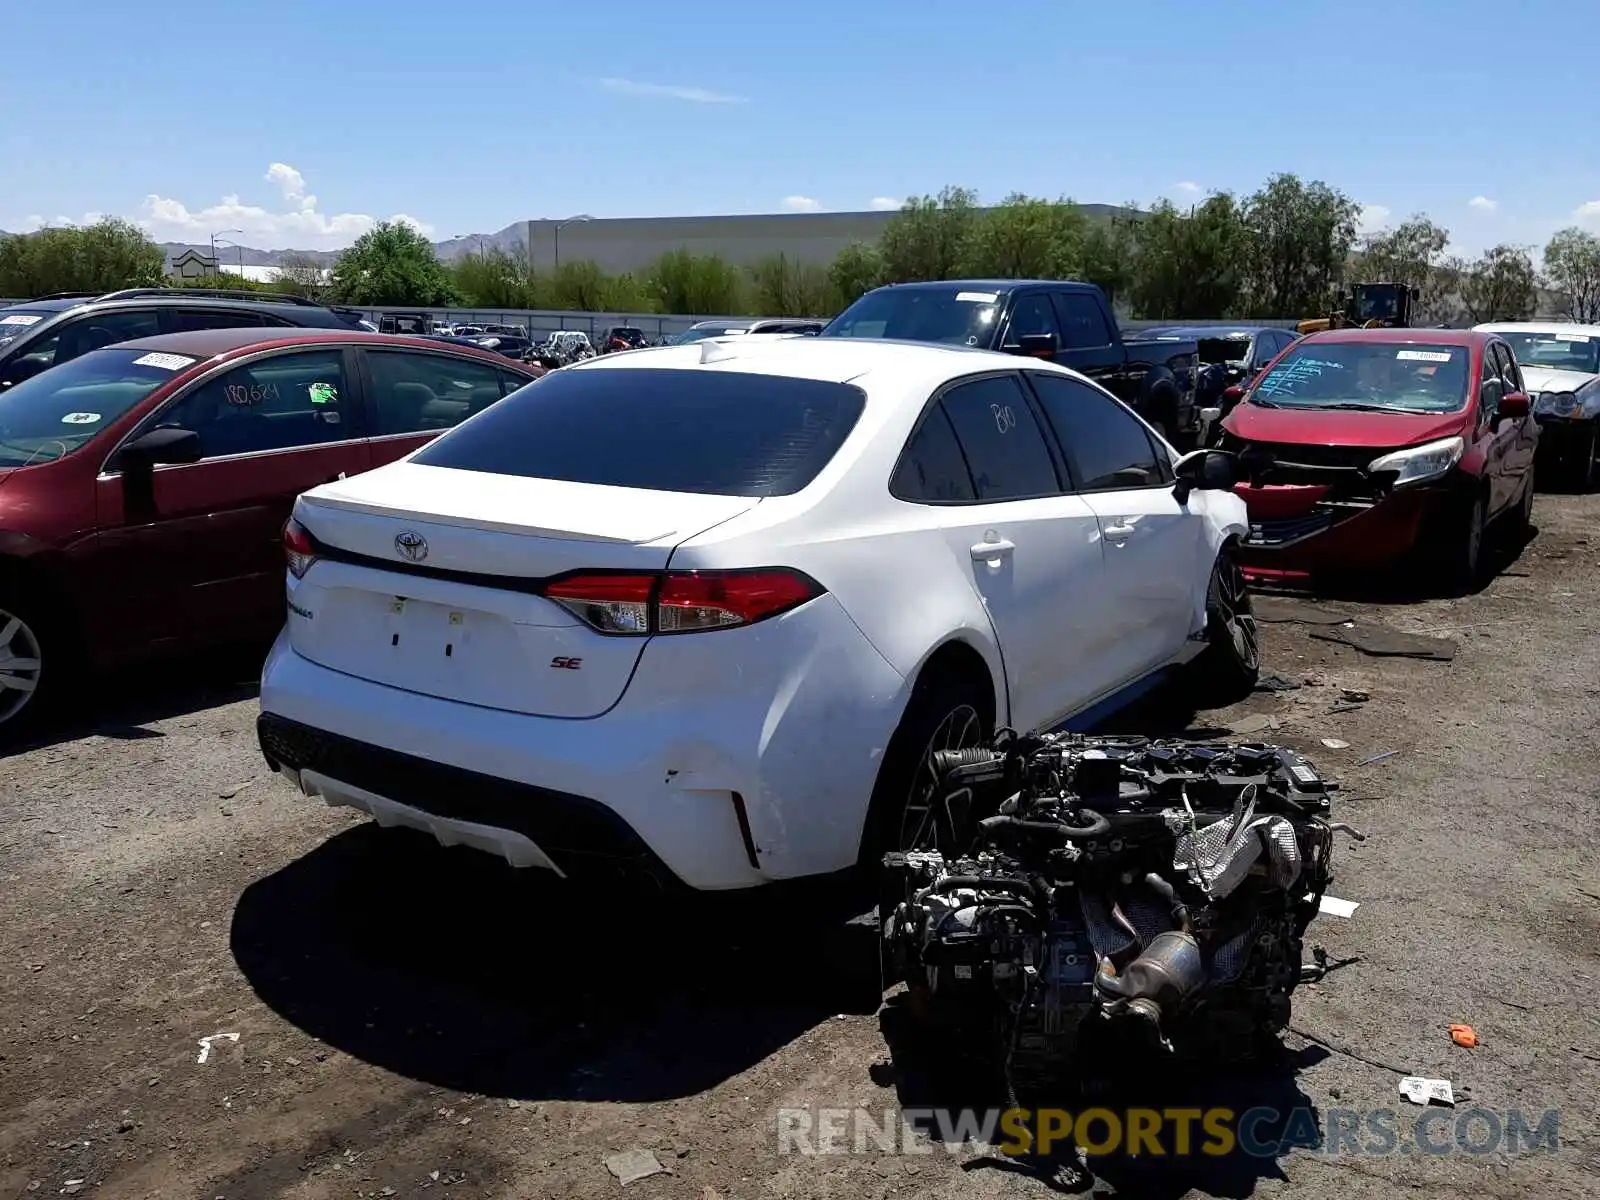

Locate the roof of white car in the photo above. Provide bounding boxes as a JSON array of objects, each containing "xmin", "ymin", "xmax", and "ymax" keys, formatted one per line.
[
  {"xmin": 1473, "ymin": 321, "xmax": 1600, "ymax": 338},
  {"xmin": 565, "ymin": 335, "xmax": 1054, "ymax": 390}
]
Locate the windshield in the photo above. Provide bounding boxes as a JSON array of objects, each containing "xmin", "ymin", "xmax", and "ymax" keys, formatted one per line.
[
  {"xmin": 0, "ymin": 346, "xmax": 193, "ymax": 466},
  {"xmin": 0, "ymin": 310, "xmax": 55, "ymax": 347},
  {"xmin": 1352, "ymin": 287, "xmax": 1402, "ymax": 322},
  {"xmin": 821, "ymin": 287, "xmax": 1003, "ymax": 346},
  {"xmin": 1500, "ymin": 331, "xmax": 1600, "ymax": 376},
  {"xmin": 1250, "ymin": 342, "xmax": 1471, "ymax": 413}
]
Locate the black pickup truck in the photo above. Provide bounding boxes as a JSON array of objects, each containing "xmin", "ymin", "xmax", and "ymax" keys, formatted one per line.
[{"xmin": 820, "ymin": 279, "xmax": 1201, "ymax": 442}]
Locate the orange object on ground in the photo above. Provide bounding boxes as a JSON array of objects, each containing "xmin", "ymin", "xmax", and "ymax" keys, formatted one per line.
[{"xmin": 1450, "ymin": 1024, "xmax": 1479, "ymax": 1048}]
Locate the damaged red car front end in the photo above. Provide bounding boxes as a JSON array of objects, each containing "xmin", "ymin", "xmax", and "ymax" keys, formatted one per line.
[{"xmin": 1215, "ymin": 330, "xmax": 1538, "ymax": 585}]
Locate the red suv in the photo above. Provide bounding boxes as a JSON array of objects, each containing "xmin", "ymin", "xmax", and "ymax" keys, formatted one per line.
[
  {"xmin": 0, "ymin": 327, "xmax": 543, "ymax": 731},
  {"xmin": 1217, "ymin": 328, "xmax": 1539, "ymax": 587}
]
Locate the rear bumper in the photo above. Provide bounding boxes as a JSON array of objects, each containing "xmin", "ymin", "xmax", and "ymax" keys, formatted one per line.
[
  {"xmin": 257, "ymin": 594, "xmax": 910, "ymax": 892},
  {"xmin": 1234, "ymin": 484, "xmax": 1448, "ymax": 576}
]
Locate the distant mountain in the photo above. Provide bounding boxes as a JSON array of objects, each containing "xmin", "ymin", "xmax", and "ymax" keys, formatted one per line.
[{"xmin": 157, "ymin": 222, "xmax": 530, "ymax": 271}]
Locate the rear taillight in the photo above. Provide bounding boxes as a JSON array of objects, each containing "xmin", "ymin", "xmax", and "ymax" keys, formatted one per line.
[
  {"xmin": 541, "ymin": 569, "xmax": 824, "ymax": 636},
  {"xmin": 284, "ymin": 517, "xmax": 318, "ymax": 579}
]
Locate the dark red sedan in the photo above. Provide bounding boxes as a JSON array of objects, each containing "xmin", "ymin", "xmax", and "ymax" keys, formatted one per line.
[
  {"xmin": 0, "ymin": 327, "xmax": 544, "ymax": 730},
  {"xmin": 1216, "ymin": 328, "xmax": 1539, "ymax": 588}
]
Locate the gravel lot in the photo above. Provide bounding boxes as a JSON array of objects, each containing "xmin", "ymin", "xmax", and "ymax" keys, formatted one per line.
[{"xmin": 3, "ymin": 494, "xmax": 1598, "ymax": 1200}]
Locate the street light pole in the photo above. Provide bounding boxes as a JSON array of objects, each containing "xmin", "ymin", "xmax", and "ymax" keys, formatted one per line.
[
  {"xmin": 553, "ymin": 214, "xmax": 593, "ymax": 270},
  {"xmin": 210, "ymin": 228, "xmax": 243, "ymax": 278}
]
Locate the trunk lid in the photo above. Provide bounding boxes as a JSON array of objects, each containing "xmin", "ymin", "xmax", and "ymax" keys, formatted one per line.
[{"xmin": 289, "ymin": 462, "xmax": 758, "ymax": 717}]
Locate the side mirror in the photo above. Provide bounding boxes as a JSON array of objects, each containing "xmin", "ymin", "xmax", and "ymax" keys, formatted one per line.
[
  {"xmin": 115, "ymin": 425, "xmax": 201, "ymax": 473},
  {"xmin": 1222, "ymin": 385, "xmax": 1247, "ymax": 404},
  {"xmin": 1013, "ymin": 332, "xmax": 1059, "ymax": 358},
  {"xmin": 1499, "ymin": 391, "xmax": 1530, "ymax": 420},
  {"xmin": 1172, "ymin": 448, "xmax": 1241, "ymax": 503}
]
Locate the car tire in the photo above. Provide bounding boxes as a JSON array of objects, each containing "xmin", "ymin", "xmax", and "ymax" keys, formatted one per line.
[
  {"xmin": 1191, "ymin": 545, "xmax": 1260, "ymax": 706},
  {"xmin": 856, "ymin": 669, "xmax": 991, "ymax": 1010},
  {"xmin": 1447, "ymin": 490, "xmax": 1488, "ymax": 592},
  {"xmin": 0, "ymin": 588, "xmax": 54, "ymax": 738},
  {"xmin": 1574, "ymin": 424, "xmax": 1597, "ymax": 493},
  {"xmin": 1507, "ymin": 465, "xmax": 1536, "ymax": 537}
]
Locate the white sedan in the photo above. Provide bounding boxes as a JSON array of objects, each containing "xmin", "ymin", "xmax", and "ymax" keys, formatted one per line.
[
  {"xmin": 257, "ymin": 337, "xmax": 1257, "ymax": 892},
  {"xmin": 1475, "ymin": 322, "xmax": 1600, "ymax": 490}
]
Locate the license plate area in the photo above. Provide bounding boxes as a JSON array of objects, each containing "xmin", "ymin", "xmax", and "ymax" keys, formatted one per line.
[{"xmin": 387, "ymin": 596, "xmax": 480, "ymax": 660}]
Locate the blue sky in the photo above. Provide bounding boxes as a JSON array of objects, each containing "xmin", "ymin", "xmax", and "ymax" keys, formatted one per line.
[{"xmin": 3, "ymin": 0, "xmax": 1595, "ymax": 256}]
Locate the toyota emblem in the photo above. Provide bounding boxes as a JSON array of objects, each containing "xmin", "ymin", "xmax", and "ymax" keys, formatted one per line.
[{"xmin": 394, "ymin": 530, "xmax": 428, "ymax": 562}]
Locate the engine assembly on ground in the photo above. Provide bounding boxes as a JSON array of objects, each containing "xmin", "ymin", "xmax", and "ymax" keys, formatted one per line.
[{"xmin": 881, "ymin": 731, "xmax": 1366, "ymax": 1094}]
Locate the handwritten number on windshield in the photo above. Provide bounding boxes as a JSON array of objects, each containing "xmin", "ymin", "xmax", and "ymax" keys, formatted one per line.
[{"xmin": 992, "ymin": 403, "xmax": 1017, "ymax": 434}]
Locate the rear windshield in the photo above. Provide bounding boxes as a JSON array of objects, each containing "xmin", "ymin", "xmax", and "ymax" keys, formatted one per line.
[
  {"xmin": 1196, "ymin": 336, "xmax": 1252, "ymax": 364},
  {"xmin": 412, "ymin": 366, "xmax": 866, "ymax": 496},
  {"xmin": 0, "ymin": 346, "xmax": 193, "ymax": 466}
]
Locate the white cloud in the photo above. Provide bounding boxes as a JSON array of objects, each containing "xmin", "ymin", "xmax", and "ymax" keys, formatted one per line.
[
  {"xmin": 782, "ymin": 195, "xmax": 821, "ymax": 213},
  {"xmin": 1468, "ymin": 195, "xmax": 1498, "ymax": 213},
  {"xmin": 1175, "ymin": 181, "xmax": 1202, "ymax": 195},
  {"xmin": 599, "ymin": 77, "xmax": 745, "ymax": 104},
  {"xmin": 265, "ymin": 162, "xmax": 307, "ymax": 202},
  {"xmin": 1574, "ymin": 200, "xmax": 1600, "ymax": 226},
  {"xmin": 1357, "ymin": 204, "xmax": 1391, "ymax": 233},
  {"xmin": 869, "ymin": 196, "xmax": 901, "ymax": 211},
  {"xmin": 135, "ymin": 163, "xmax": 435, "ymax": 249}
]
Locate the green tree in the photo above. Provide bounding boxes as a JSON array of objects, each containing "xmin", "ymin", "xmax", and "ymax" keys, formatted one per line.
[
  {"xmin": 879, "ymin": 186, "xmax": 980, "ymax": 282},
  {"xmin": 271, "ymin": 252, "xmax": 332, "ymax": 300},
  {"xmin": 1129, "ymin": 195, "xmax": 1248, "ymax": 319},
  {"xmin": 328, "ymin": 220, "xmax": 456, "ymax": 306},
  {"xmin": 1456, "ymin": 244, "xmax": 1537, "ymax": 323},
  {"xmin": 645, "ymin": 248, "xmax": 745, "ymax": 315},
  {"xmin": 1356, "ymin": 215, "xmax": 1454, "ymax": 323},
  {"xmin": 1240, "ymin": 174, "xmax": 1361, "ymax": 316},
  {"xmin": 1542, "ymin": 227, "xmax": 1600, "ymax": 323},
  {"xmin": 0, "ymin": 218, "xmax": 165, "ymax": 296},
  {"xmin": 453, "ymin": 246, "xmax": 533, "ymax": 307},
  {"xmin": 748, "ymin": 253, "xmax": 831, "ymax": 316},
  {"xmin": 965, "ymin": 193, "xmax": 1086, "ymax": 279},
  {"xmin": 1078, "ymin": 208, "xmax": 1139, "ymax": 309},
  {"xmin": 825, "ymin": 241, "xmax": 885, "ymax": 311}
]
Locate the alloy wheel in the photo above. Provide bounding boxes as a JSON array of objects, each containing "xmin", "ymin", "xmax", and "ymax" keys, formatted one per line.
[
  {"xmin": 0, "ymin": 608, "xmax": 43, "ymax": 725},
  {"xmin": 898, "ymin": 703, "xmax": 984, "ymax": 853},
  {"xmin": 1214, "ymin": 555, "xmax": 1260, "ymax": 672}
]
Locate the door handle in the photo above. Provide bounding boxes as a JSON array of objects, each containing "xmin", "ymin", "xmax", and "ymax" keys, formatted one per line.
[
  {"xmin": 970, "ymin": 538, "xmax": 1015, "ymax": 561},
  {"xmin": 1103, "ymin": 521, "xmax": 1136, "ymax": 542}
]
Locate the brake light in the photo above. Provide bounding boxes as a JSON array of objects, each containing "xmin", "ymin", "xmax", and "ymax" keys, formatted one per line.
[
  {"xmin": 541, "ymin": 569, "xmax": 824, "ymax": 635},
  {"xmin": 284, "ymin": 517, "xmax": 317, "ymax": 579}
]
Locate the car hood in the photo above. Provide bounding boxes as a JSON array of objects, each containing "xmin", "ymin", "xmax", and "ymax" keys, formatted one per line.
[
  {"xmin": 1519, "ymin": 366, "xmax": 1597, "ymax": 394},
  {"xmin": 1223, "ymin": 401, "xmax": 1465, "ymax": 448}
]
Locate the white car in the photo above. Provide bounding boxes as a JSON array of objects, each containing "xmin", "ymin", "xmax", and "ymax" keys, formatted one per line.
[
  {"xmin": 1474, "ymin": 322, "xmax": 1600, "ymax": 489},
  {"xmin": 257, "ymin": 338, "xmax": 1257, "ymax": 892}
]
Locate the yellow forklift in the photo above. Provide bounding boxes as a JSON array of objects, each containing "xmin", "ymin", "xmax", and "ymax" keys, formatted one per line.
[{"xmin": 1296, "ymin": 281, "xmax": 1417, "ymax": 335}]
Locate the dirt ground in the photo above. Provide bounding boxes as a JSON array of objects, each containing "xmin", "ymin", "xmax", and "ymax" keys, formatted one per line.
[{"xmin": 3, "ymin": 494, "xmax": 1598, "ymax": 1200}]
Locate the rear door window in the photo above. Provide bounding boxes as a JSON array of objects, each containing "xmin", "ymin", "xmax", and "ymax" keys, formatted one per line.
[
  {"xmin": 159, "ymin": 349, "xmax": 353, "ymax": 457},
  {"xmin": 936, "ymin": 374, "xmax": 1061, "ymax": 501},
  {"xmin": 1001, "ymin": 294, "xmax": 1061, "ymax": 348},
  {"xmin": 411, "ymin": 367, "xmax": 866, "ymax": 497},
  {"xmin": 365, "ymin": 349, "xmax": 509, "ymax": 435}
]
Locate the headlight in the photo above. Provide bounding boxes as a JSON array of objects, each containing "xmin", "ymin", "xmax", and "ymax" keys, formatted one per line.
[
  {"xmin": 1368, "ymin": 436, "xmax": 1465, "ymax": 487},
  {"xmin": 1535, "ymin": 390, "xmax": 1578, "ymax": 416}
]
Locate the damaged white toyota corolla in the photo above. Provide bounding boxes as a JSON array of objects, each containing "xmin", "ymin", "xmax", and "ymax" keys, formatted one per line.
[{"xmin": 257, "ymin": 336, "xmax": 1256, "ymax": 891}]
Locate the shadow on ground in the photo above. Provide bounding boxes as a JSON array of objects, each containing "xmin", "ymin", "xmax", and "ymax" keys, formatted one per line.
[
  {"xmin": 876, "ymin": 995, "xmax": 1329, "ymax": 1199},
  {"xmin": 1250, "ymin": 522, "xmax": 1539, "ymax": 608},
  {"xmin": 3, "ymin": 639, "xmax": 271, "ymax": 758},
  {"xmin": 231, "ymin": 824, "xmax": 881, "ymax": 1103}
]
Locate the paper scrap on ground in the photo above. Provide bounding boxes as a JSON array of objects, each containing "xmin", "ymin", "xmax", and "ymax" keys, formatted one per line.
[
  {"xmin": 1399, "ymin": 1077, "xmax": 1454, "ymax": 1106},
  {"xmin": 1319, "ymin": 895, "xmax": 1359, "ymax": 918},
  {"xmin": 1320, "ymin": 738, "xmax": 1350, "ymax": 749},
  {"xmin": 196, "ymin": 1032, "xmax": 240, "ymax": 1063},
  {"xmin": 605, "ymin": 1149, "xmax": 667, "ymax": 1186}
]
